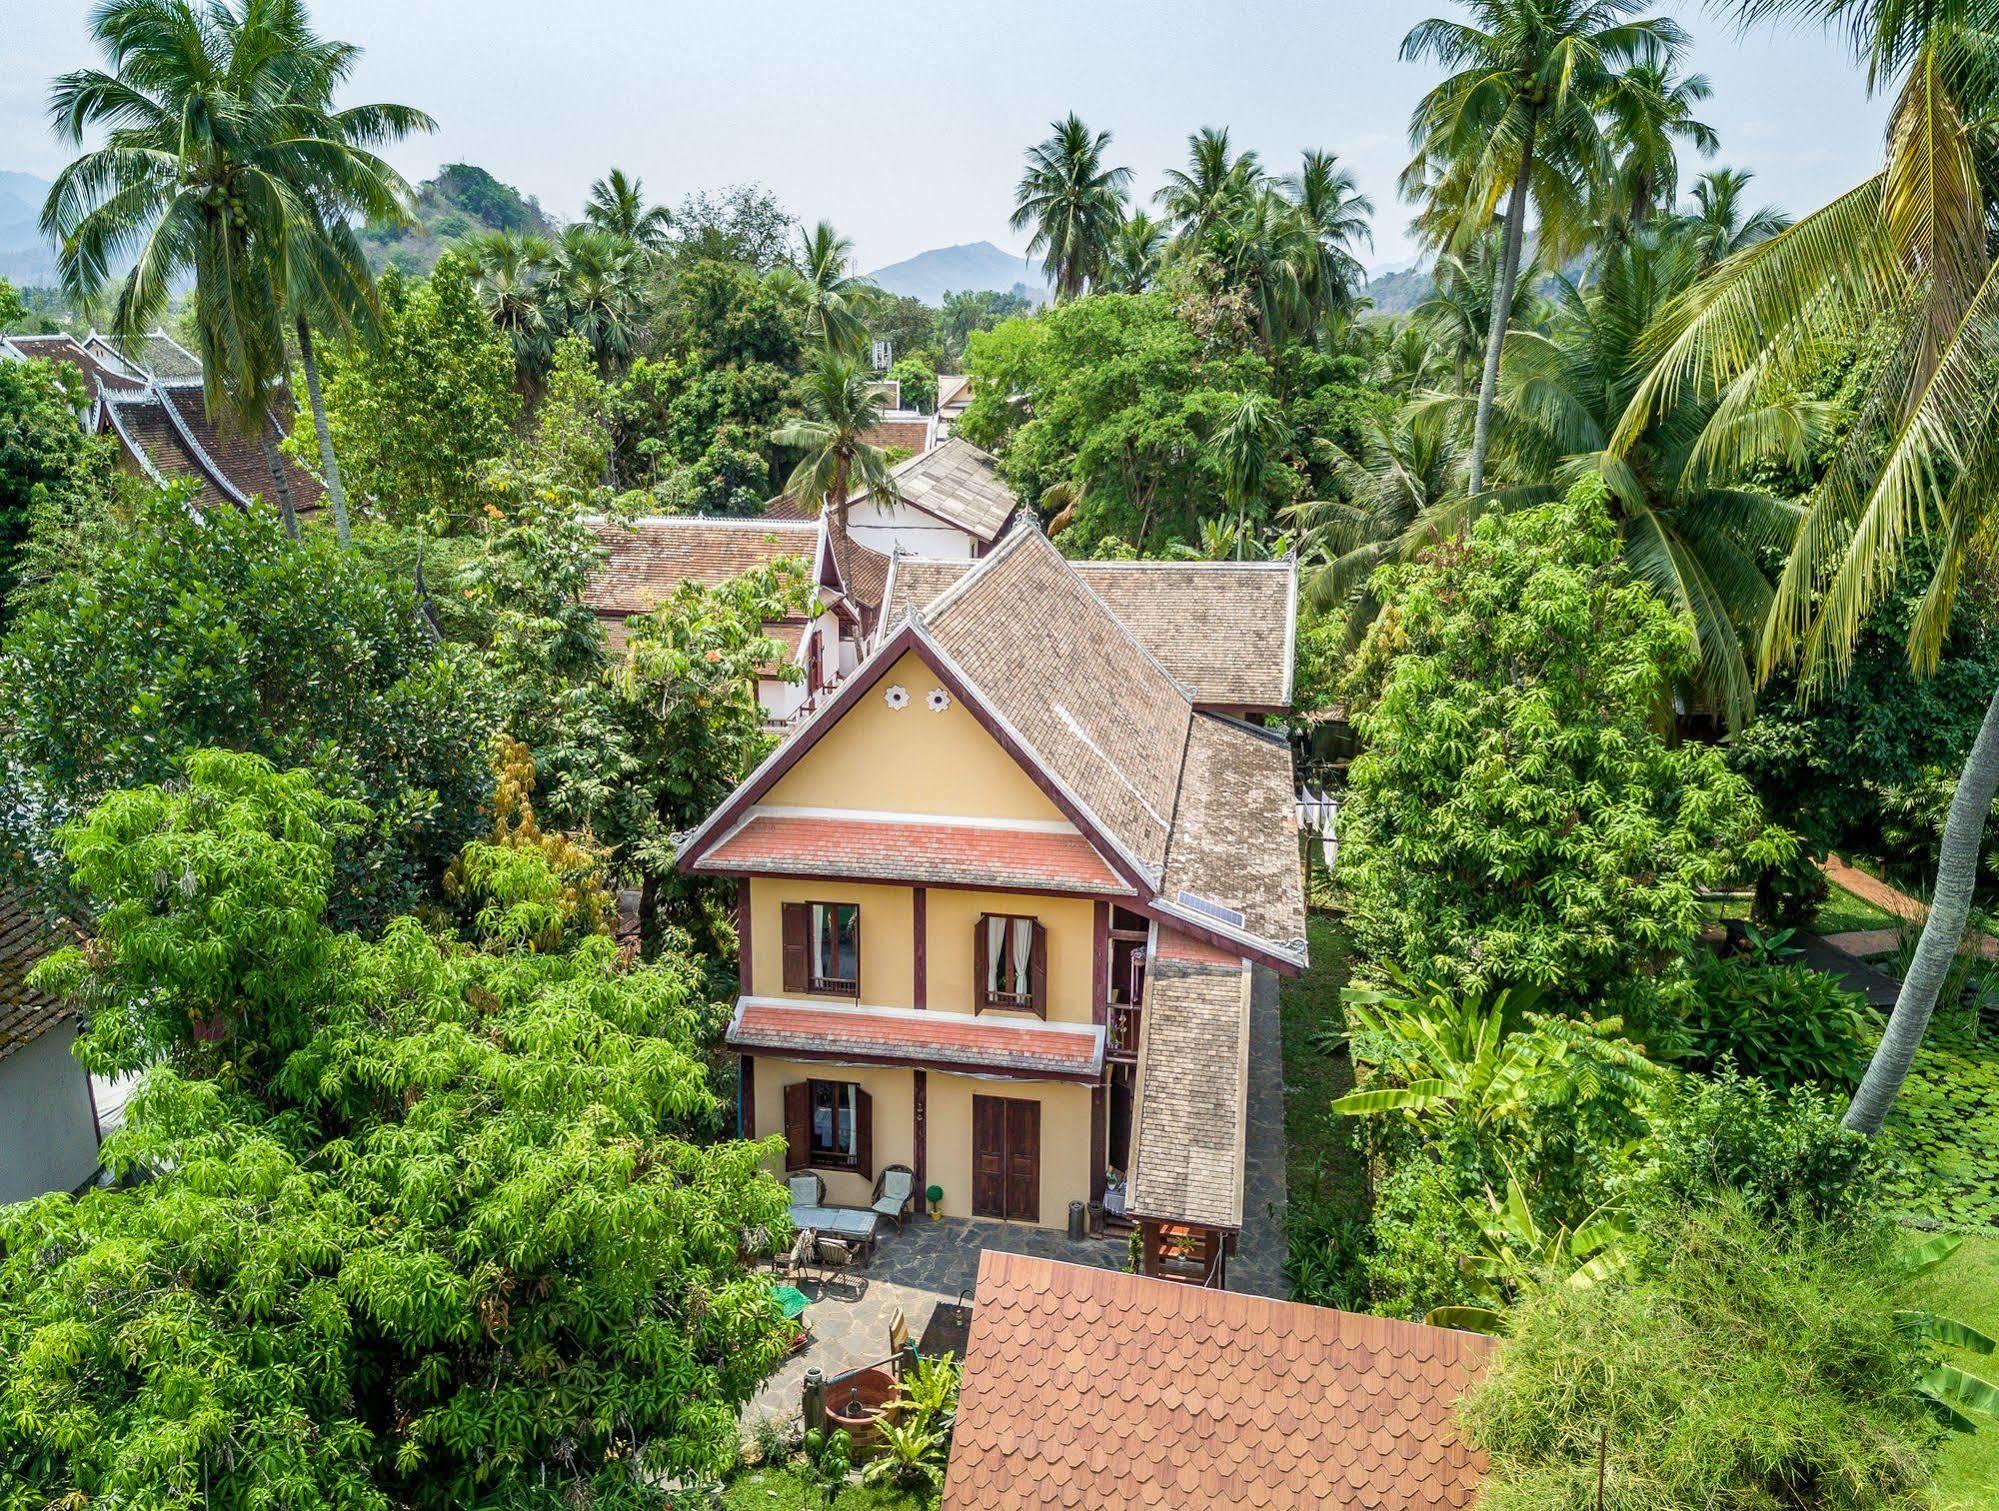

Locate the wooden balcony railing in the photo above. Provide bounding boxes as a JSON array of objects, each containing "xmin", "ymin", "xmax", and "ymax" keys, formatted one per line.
[{"xmin": 1107, "ymin": 1001, "xmax": 1140, "ymax": 1063}]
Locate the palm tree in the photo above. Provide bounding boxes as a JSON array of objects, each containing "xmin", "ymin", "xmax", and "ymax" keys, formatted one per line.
[
  {"xmin": 1614, "ymin": 0, "xmax": 1999, "ymax": 1132},
  {"xmin": 1283, "ymin": 149, "xmax": 1375, "ymax": 336},
  {"xmin": 1401, "ymin": 0, "xmax": 1688, "ymax": 495},
  {"xmin": 1202, "ymin": 191, "xmax": 1315, "ymax": 350},
  {"xmin": 1010, "ymin": 114, "xmax": 1132, "ymax": 301},
  {"xmin": 545, "ymin": 224, "xmax": 641, "ymax": 372},
  {"xmin": 1463, "ymin": 234, "xmax": 1818, "ymax": 726},
  {"xmin": 1415, "ymin": 233, "xmax": 1548, "ymax": 394},
  {"xmin": 1157, "ymin": 126, "xmax": 1266, "ymax": 251},
  {"xmin": 45, "ymin": 0, "xmax": 431, "ymax": 543},
  {"xmin": 1672, "ymin": 167, "xmax": 1791, "ymax": 270},
  {"xmin": 584, "ymin": 167, "xmax": 672, "ymax": 252},
  {"xmin": 1600, "ymin": 63, "xmax": 1718, "ymax": 230},
  {"xmin": 1372, "ymin": 319, "xmax": 1450, "ymax": 396},
  {"xmin": 467, "ymin": 228, "xmax": 553, "ymax": 387},
  {"xmin": 772, "ymin": 221, "xmax": 876, "ymax": 357},
  {"xmin": 772, "ymin": 353, "xmax": 899, "ymax": 558},
  {"xmin": 1104, "ymin": 211, "xmax": 1167, "ymax": 293}
]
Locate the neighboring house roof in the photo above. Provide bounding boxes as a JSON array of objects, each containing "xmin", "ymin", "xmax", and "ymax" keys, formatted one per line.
[
  {"xmin": 1125, "ymin": 929, "xmax": 1252, "ymax": 1229},
  {"xmin": 880, "ymin": 554, "xmax": 1298, "ymax": 711},
  {"xmin": 99, "ymin": 382, "xmax": 324, "ymax": 519},
  {"xmin": 1, "ymin": 332, "xmax": 148, "ymax": 405},
  {"xmin": 825, "ymin": 527, "xmax": 892, "ymax": 616},
  {"xmin": 936, "ymin": 374, "xmax": 973, "ymax": 412},
  {"xmin": 86, "ymin": 330, "xmax": 203, "ymax": 382},
  {"xmin": 874, "ymin": 437, "xmax": 1015, "ymax": 541},
  {"xmin": 1162, "ymin": 715, "xmax": 1308, "ymax": 960},
  {"xmin": 943, "ymin": 1252, "xmax": 1494, "ymax": 1510},
  {"xmin": 584, "ymin": 514, "xmax": 818, "ymax": 636},
  {"xmin": 693, "ymin": 811, "xmax": 1134, "ymax": 895},
  {"xmin": 860, "ymin": 414, "xmax": 934, "ymax": 455},
  {"xmin": 0, "ymin": 890, "xmax": 70, "ymax": 1065},
  {"xmin": 726, "ymin": 997, "xmax": 1105, "ymax": 1081}
]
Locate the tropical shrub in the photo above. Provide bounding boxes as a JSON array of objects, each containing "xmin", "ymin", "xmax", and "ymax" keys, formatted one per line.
[
  {"xmin": 1673, "ymin": 940, "xmax": 1878, "ymax": 1088},
  {"xmin": 0, "ymin": 353, "xmax": 119, "ymax": 626},
  {"xmin": 1335, "ymin": 484, "xmax": 1793, "ymax": 1002},
  {"xmin": 1460, "ymin": 1201, "xmax": 1941, "ymax": 1510}
]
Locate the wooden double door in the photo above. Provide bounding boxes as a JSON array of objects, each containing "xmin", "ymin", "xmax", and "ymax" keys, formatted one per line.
[{"xmin": 972, "ymin": 1095, "xmax": 1040, "ymax": 1223}]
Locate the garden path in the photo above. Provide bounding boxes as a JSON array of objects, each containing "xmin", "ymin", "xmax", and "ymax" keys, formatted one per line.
[{"xmin": 1820, "ymin": 856, "xmax": 1999, "ymax": 960}]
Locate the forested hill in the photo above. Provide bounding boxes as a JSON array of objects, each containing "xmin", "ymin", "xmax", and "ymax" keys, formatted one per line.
[{"xmin": 360, "ymin": 163, "xmax": 559, "ymax": 275}]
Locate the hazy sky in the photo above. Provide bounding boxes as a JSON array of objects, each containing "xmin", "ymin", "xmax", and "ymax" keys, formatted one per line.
[{"xmin": 2, "ymin": 0, "xmax": 1890, "ymax": 273}]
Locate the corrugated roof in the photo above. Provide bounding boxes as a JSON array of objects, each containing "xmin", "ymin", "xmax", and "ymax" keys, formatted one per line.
[
  {"xmin": 726, "ymin": 997, "xmax": 1104, "ymax": 1080},
  {"xmin": 692, "ymin": 811, "xmax": 1132, "ymax": 895},
  {"xmin": 1124, "ymin": 937, "xmax": 1252, "ymax": 1229},
  {"xmin": 0, "ymin": 890, "xmax": 71, "ymax": 1063},
  {"xmin": 943, "ymin": 1252, "xmax": 1494, "ymax": 1509}
]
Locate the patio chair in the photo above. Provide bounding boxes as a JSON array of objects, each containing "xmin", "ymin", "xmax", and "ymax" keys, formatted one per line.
[
  {"xmin": 788, "ymin": 1173, "xmax": 826, "ymax": 1209},
  {"xmin": 871, "ymin": 1164, "xmax": 917, "ymax": 1232},
  {"xmin": 815, "ymin": 1235, "xmax": 865, "ymax": 1295}
]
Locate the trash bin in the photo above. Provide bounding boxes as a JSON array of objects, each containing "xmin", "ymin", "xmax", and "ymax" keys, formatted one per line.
[{"xmin": 1068, "ymin": 1200, "xmax": 1088, "ymax": 1239}]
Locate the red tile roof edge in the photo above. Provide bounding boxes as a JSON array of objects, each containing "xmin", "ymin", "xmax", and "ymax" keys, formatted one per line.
[{"xmin": 727, "ymin": 997, "xmax": 1105, "ymax": 1080}]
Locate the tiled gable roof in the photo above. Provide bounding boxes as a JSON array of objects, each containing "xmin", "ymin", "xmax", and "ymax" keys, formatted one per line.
[
  {"xmin": 827, "ymin": 528, "xmax": 891, "ymax": 613},
  {"xmin": 101, "ymin": 391, "xmax": 234, "ymax": 510},
  {"xmin": 87, "ymin": 330, "xmax": 203, "ymax": 382},
  {"xmin": 944, "ymin": 1252, "xmax": 1494, "ymax": 1510},
  {"xmin": 1161, "ymin": 714, "xmax": 1308, "ymax": 964},
  {"xmin": 3, "ymin": 333, "xmax": 147, "ymax": 405},
  {"xmin": 860, "ymin": 415, "xmax": 934, "ymax": 454},
  {"xmin": 727, "ymin": 998, "xmax": 1103, "ymax": 1080},
  {"xmin": 935, "ymin": 374, "xmax": 972, "ymax": 411},
  {"xmin": 156, "ymin": 383, "xmax": 323, "ymax": 515},
  {"xmin": 0, "ymin": 890, "xmax": 71, "ymax": 1063},
  {"xmin": 874, "ymin": 437, "xmax": 1015, "ymax": 541},
  {"xmin": 1072, "ymin": 559, "xmax": 1296, "ymax": 708},
  {"xmin": 921, "ymin": 527, "xmax": 1193, "ymax": 878},
  {"xmin": 693, "ymin": 812, "xmax": 1132, "ymax": 895},
  {"xmin": 584, "ymin": 515, "xmax": 817, "ymax": 620}
]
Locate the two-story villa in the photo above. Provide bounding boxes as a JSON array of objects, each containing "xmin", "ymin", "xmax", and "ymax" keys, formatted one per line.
[{"xmin": 675, "ymin": 521, "xmax": 1307, "ymax": 1284}]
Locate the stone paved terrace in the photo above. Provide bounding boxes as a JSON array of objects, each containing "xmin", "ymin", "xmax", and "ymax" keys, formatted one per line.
[{"xmin": 744, "ymin": 966, "xmax": 1291, "ymax": 1427}]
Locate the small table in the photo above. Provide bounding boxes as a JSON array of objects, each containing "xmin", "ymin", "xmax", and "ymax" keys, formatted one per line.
[{"xmin": 773, "ymin": 1284, "xmax": 809, "ymax": 1322}]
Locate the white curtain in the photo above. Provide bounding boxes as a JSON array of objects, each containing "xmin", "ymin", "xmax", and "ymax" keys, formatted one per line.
[
  {"xmin": 986, "ymin": 915, "xmax": 1007, "ymax": 997},
  {"xmin": 1012, "ymin": 919, "xmax": 1033, "ymax": 998},
  {"xmin": 811, "ymin": 904, "xmax": 828, "ymax": 978}
]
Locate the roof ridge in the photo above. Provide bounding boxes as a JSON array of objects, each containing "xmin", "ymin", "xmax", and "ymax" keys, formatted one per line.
[{"xmin": 153, "ymin": 383, "xmax": 253, "ymax": 508}]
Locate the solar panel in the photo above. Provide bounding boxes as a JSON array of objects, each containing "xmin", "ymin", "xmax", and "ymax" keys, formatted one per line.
[{"xmin": 1176, "ymin": 890, "xmax": 1246, "ymax": 928}]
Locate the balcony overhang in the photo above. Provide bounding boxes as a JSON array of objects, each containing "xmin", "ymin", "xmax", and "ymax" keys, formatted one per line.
[{"xmin": 726, "ymin": 996, "xmax": 1106, "ymax": 1083}]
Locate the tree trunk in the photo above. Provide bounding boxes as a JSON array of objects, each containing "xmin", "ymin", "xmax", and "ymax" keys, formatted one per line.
[
  {"xmin": 260, "ymin": 428, "xmax": 301, "ymax": 541},
  {"xmin": 827, "ymin": 454, "xmax": 851, "ymax": 561},
  {"xmin": 295, "ymin": 315, "xmax": 350, "ymax": 546},
  {"xmin": 1845, "ymin": 676, "xmax": 1999, "ymax": 1133},
  {"xmin": 1468, "ymin": 121, "xmax": 1537, "ymax": 498}
]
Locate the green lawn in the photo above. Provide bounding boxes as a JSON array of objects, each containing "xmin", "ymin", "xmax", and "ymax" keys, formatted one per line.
[
  {"xmin": 1814, "ymin": 881, "xmax": 1901, "ymax": 937},
  {"xmin": 720, "ymin": 1467, "xmax": 936, "ymax": 1510},
  {"xmin": 1909, "ymin": 1231, "xmax": 1999, "ymax": 1509},
  {"xmin": 1277, "ymin": 912, "xmax": 1373, "ymax": 1305}
]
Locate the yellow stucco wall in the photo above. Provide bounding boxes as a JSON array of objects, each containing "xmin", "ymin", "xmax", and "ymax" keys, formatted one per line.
[
  {"xmin": 764, "ymin": 650, "xmax": 1065, "ymax": 822},
  {"xmin": 749, "ymin": 877, "xmax": 915, "ymax": 1007},
  {"xmin": 751, "ymin": 1057, "xmax": 1096, "ymax": 1228},
  {"xmin": 924, "ymin": 888, "xmax": 1096, "ymax": 1025}
]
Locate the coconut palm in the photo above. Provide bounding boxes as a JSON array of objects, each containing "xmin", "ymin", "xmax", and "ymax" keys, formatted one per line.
[
  {"xmin": 772, "ymin": 220, "xmax": 876, "ymax": 357},
  {"xmin": 1372, "ymin": 319, "xmax": 1451, "ymax": 396},
  {"xmin": 584, "ymin": 167, "xmax": 672, "ymax": 252},
  {"xmin": 1283, "ymin": 149, "xmax": 1375, "ymax": 335},
  {"xmin": 1158, "ymin": 126, "xmax": 1267, "ymax": 252},
  {"xmin": 1400, "ymin": 0, "xmax": 1689, "ymax": 494},
  {"xmin": 1203, "ymin": 191, "xmax": 1315, "ymax": 350},
  {"xmin": 1600, "ymin": 63, "xmax": 1718, "ymax": 231},
  {"xmin": 1415, "ymin": 233, "xmax": 1549, "ymax": 394},
  {"xmin": 467, "ymin": 228, "xmax": 554, "ymax": 386},
  {"xmin": 1614, "ymin": 0, "xmax": 1999, "ymax": 1131},
  {"xmin": 1010, "ymin": 114, "xmax": 1133, "ymax": 301},
  {"xmin": 44, "ymin": 0, "xmax": 431, "ymax": 542},
  {"xmin": 771, "ymin": 352, "xmax": 899, "ymax": 558},
  {"xmin": 1104, "ymin": 211, "xmax": 1167, "ymax": 293},
  {"xmin": 1672, "ymin": 167, "xmax": 1791, "ymax": 270}
]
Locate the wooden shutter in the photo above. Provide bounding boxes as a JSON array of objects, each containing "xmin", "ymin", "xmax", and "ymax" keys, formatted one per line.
[
  {"xmin": 850, "ymin": 907, "xmax": 861, "ymax": 999},
  {"xmin": 782, "ymin": 1081, "xmax": 810, "ymax": 1171},
  {"xmin": 781, "ymin": 903, "xmax": 809, "ymax": 993},
  {"xmin": 853, "ymin": 1085, "xmax": 874, "ymax": 1182},
  {"xmin": 1029, "ymin": 922, "xmax": 1048, "ymax": 1017},
  {"xmin": 973, "ymin": 915, "xmax": 991, "ymax": 1012}
]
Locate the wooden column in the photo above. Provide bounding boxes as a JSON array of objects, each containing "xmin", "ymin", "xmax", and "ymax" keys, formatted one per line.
[
  {"xmin": 913, "ymin": 886, "xmax": 927, "ymax": 1010},
  {"xmin": 736, "ymin": 878, "xmax": 752, "ymax": 996},
  {"xmin": 740, "ymin": 1055, "xmax": 756, "ymax": 1139},
  {"xmin": 737, "ymin": 881, "xmax": 754, "ymax": 1141},
  {"xmin": 1090, "ymin": 900, "xmax": 1109, "ymax": 1207},
  {"xmin": 913, "ymin": 1068, "xmax": 928, "ymax": 1198}
]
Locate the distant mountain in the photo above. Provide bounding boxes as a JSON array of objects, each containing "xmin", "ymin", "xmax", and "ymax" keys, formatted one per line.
[
  {"xmin": 0, "ymin": 172, "xmax": 57, "ymax": 287},
  {"xmin": 1363, "ymin": 263, "xmax": 1434, "ymax": 317},
  {"xmin": 360, "ymin": 163, "xmax": 560, "ymax": 276},
  {"xmin": 867, "ymin": 241, "xmax": 1050, "ymax": 308}
]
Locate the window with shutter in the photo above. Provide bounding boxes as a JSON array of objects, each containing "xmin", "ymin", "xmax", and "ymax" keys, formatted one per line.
[
  {"xmin": 783, "ymin": 1081, "xmax": 810, "ymax": 1171},
  {"xmin": 781, "ymin": 903, "xmax": 809, "ymax": 993},
  {"xmin": 853, "ymin": 1086, "xmax": 873, "ymax": 1182},
  {"xmin": 977, "ymin": 913, "xmax": 1044, "ymax": 1017}
]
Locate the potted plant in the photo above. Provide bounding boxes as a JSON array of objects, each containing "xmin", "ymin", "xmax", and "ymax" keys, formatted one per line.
[{"xmin": 926, "ymin": 1183, "xmax": 944, "ymax": 1220}]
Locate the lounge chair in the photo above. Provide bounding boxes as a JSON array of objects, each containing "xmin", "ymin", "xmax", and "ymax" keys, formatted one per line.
[
  {"xmin": 872, "ymin": 1164, "xmax": 917, "ymax": 1231},
  {"xmin": 815, "ymin": 1234, "xmax": 866, "ymax": 1294}
]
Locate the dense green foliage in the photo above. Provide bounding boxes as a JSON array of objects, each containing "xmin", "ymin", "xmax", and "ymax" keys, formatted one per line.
[
  {"xmin": 0, "ymin": 492, "xmax": 487, "ymax": 925},
  {"xmin": 1461, "ymin": 1201, "xmax": 1938, "ymax": 1510},
  {"xmin": 0, "ymin": 751, "xmax": 791, "ymax": 1506},
  {"xmin": 1673, "ymin": 941, "xmax": 1878, "ymax": 1089},
  {"xmin": 1880, "ymin": 1041, "xmax": 1999, "ymax": 1231},
  {"xmin": 1335, "ymin": 484, "xmax": 1790, "ymax": 1003},
  {"xmin": 0, "ymin": 355, "xmax": 117, "ymax": 626}
]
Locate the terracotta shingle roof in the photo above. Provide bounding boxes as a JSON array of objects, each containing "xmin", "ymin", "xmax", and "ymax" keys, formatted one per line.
[
  {"xmin": 1072, "ymin": 559, "xmax": 1296, "ymax": 709},
  {"xmin": 923, "ymin": 528, "xmax": 1193, "ymax": 880},
  {"xmin": 872, "ymin": 437, "xmax": 1016, "ymax": 542},
  {"xmin": 1125, "ymin": 939, "xmax": 1252, "ymax": 1229},
  {"xmin": 828, "ymin": 528, "xmax": 892, "ymax": 613},
  {"xmin": 944, "ymin": 1252, "xmax": 1493, "ymax": 1510},
  {"xmin": 154, "ymin": 383, "xmax": 323, "ymax": 515},
  {"xmin": 691, "ymin": 811, "xmax": 1132, "ymax": 895},
  {"xmin": 861, "ymin": 415, "xmax": 934, "ymax": 454},
  {"xmin": 3, "ymin": 333, "xmax": 147, "ymax": 405},
  {"xmin": 726, "ymin": 998, "xmax": 1104, "ymax": 1080},
  {"xmin": 101, "ymin": 390, "xmax": 235, "ymax": 511},
  {"xmin": 879, "ymin": 554, "xmax": 973, "ymax": 626},
  {"xmin": 0, "ymin": 890, "xmax": 70, "ymax": 1064},
  {"xmin": 584, "ymin": 515, "xmax": 817, "ymax": 623},
  {"xmin": 1160, "ymin": 715, "xmax": 1309, "ymax": 967}
]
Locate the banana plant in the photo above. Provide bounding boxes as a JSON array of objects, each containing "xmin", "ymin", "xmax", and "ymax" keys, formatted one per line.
[
  {"xmin": 1425, "ymin": 1172, "xmax": 1635, "ymax": 1335},
  {"xmin": 1895, "ymin": 1233, "xmax": 1999, "ymax": 1432}
]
